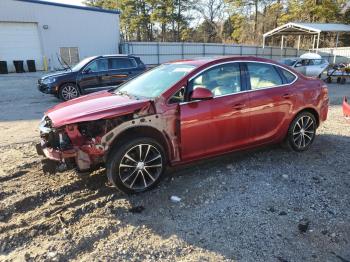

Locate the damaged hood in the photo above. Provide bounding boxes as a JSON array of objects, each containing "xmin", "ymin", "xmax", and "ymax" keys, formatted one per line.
[{"xmin": 46, "ymin": 91, "xmax": 151, "ymax": 127}]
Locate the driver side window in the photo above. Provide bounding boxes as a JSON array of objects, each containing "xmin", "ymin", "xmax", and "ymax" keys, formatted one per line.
[
  {"xmin": 85, "ymin": 59, "xmax": 108, "ymax": 73},
  {"xmin": 190, "ymin": 63, "xmax": 241, "ymax": 97}
]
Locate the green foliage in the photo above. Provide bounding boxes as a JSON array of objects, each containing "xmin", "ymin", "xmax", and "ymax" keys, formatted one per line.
[{"xmin": 85, "ymin": 0, "xmax": 349, "ymax": 44}]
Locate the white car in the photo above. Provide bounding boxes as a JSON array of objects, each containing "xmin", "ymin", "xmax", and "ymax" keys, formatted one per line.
[{"xmin": 280, "ymin": 53, "xmax": 329, "ymax": 77}]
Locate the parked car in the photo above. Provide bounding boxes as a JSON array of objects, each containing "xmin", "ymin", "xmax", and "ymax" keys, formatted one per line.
[
  {"xmin": 38, "ymin": 55, "xmax": 146, "ymax": 101},
  {"xmin": 280, "ymin": 53, "xmax": 329, "ymax": 77},
  {"xmin": 36, "ymin": 56, "xmax": 329, "ymax": 193}
]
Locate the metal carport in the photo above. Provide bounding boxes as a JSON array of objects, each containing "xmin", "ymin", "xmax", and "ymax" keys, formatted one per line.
[{"xmin": 262, "ymin": 22, "xmax": 350, "ymax": 53}]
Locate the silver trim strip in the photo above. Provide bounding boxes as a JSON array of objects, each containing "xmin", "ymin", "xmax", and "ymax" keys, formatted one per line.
[
  {"xmin": 85, "ymin": 85, "xmax": 118, "ymax": 91},
  {"xmin": 178, "ymin": 60, "xmax": 298, "ymax": 105}
]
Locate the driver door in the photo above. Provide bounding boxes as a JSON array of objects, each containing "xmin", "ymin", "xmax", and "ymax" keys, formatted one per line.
[
  {"xmin": 179, "ymin": 62, "xmax": 251, "ymax": 161},
  {"xmin": 78, "ymin": 58, "xmax": 109, "ymax": 93},
  {"xmin": 294, "ymin": 59, "xmax": 308, "ymax": 76}
]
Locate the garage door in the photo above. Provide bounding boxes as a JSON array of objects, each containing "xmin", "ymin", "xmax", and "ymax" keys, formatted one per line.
[{"xmin": 0, "ymin": 22, "xmax": 43, "ymax": 72}]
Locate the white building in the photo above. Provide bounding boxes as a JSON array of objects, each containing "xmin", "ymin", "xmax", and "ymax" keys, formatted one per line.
[{"xmin": 0, "ymin": 0, "xmax": 120, "ymax": 72}]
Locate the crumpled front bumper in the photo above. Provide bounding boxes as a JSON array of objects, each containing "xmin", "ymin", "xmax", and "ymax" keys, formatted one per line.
[
  {"xmin": 36, "ymin": 142, "xmax": 75, "ymax": 161},
  {"xmin": 36, "ymin": 120, "xmax": 105, "ymax": 171}
]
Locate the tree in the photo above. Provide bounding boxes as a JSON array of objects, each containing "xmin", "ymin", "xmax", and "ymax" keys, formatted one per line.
[
  {"xmin": 194, "ymin": 0, "xmax": 228, "ymax": 42},
  {"xmin": 85, "ymin": 0, "xmax": 348, "ymax": 45}
]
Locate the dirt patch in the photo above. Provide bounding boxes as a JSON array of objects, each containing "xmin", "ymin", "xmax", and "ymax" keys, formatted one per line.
[{"xmin": 0, "ymin": 73, "xmax": 349, "ymax": 261}]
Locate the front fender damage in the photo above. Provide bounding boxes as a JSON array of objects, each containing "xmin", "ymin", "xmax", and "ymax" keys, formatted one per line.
[
  {"xmin": 38, "ymin": 101, "xmax": 180, "ymax": 173},
  {"xmin": 100, "ymin": 112, "xmax": 180, "ymax": 163}
]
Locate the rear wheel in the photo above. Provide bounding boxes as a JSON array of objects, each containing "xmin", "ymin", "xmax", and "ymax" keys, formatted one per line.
[
  {"xmin": 285, "ymin": 112, "xmax": 317, "ymax": 152},
  {"xmin": 106, "ymin": 137, "xmax": 166, "ymax": 194},
  {"xmin": 59, "ymin": 83, "xmax": 80, "ymax": 101}
]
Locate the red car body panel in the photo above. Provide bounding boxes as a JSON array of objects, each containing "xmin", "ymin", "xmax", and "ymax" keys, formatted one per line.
[
  {"xmin": 47, "ymin": 91, "xmax": 151, "ymax": 127},
  {"xmin": 38, "ymin": 56, "xmax": 329, "ymax": 171}
]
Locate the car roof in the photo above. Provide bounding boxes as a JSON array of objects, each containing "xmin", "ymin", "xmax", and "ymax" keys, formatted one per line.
[
  {"xmin": 99, "ymin": 54, "xmax": 139, "ymax": 58},
  {"xmin": 165, "ymin": 56, "xmax": 282, "ymax": 67}
]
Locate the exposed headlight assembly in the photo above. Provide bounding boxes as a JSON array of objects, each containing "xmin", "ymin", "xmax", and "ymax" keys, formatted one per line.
[
  {"xmin": 42, "ymin": 77, "xmax": 56, "ymax": 84},
  {"xmin": 39, "ymin": 116, "xmax": 53, "ymax": 134}
]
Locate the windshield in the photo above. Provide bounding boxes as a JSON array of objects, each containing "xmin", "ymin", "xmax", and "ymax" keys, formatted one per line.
[
  {"xmin": 280, "ymin": 59, "xmax": 297, "ymax": 66},
  {"xmin": 71, "ymin": 57, "xmax": 96, "ymax": 71},
  {"xmin": 116, "ymin": 63, "xmax": 195, "ymax": 98}
]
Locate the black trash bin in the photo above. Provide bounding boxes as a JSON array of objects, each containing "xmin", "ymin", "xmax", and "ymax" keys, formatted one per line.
[
  {"xmin": 26, "ymin": 60, "xmax": 36, "ymax": 72},
  {"xmin": 0, "ymin": 61, "xmax": 8, "ymax": 74},
  {"xmin": 13, "ymin": 60, "xmax": 25, "ymax": 73}
]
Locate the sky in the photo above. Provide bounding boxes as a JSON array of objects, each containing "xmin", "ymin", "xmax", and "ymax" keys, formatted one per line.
[{"xmin": 44, "ymin": 0, "xmax": 85, "ymax": 6}]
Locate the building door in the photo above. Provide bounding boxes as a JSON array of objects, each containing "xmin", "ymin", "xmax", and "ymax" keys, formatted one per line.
[{"xmin": 0, "ymin": 22, "xmax": 43, "ymax": 72}]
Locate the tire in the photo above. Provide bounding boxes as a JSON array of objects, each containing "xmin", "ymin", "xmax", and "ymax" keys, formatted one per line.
[
  {"xmin": 340, "ymin": 78, "xmax": 346, "ymax": 84},
  {"xmin": 59, "ymin": 83, "xmax": 80, "ymax": 101},
  {"xmin": 106, "ymin": 137, "xmax": 166, "ymax": 194},
  {"xmin": 326, "ymin": 77, "xmax": 332, "ymax": 83},
  {"xmin": 284, "ymin": 112, "xmax": 317, "ymax": 152}
]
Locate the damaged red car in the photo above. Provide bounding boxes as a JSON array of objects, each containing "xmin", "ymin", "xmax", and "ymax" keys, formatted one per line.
[{"xmin": 37, "ymin": 56, "xmax": 329, "ymax": 193}]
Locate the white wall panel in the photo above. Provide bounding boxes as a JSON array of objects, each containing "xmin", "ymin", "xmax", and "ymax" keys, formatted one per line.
[{"xmin": 0, "ymin": 0, "xmax": 120, "ymax": 72}]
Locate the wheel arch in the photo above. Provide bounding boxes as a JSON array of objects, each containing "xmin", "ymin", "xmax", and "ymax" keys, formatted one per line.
[
  {"xmin": 106, "ymin": 125, "xmax": 172, "ymax": 164},
  {"xmin": 294, "ymin": 107, "xmax": 320, "ymax": 127}
]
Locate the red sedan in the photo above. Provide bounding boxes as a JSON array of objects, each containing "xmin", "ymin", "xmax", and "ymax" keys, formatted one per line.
[{"xmin": 37, "ymin": 56, "xmax": 329, "ymax": 193}]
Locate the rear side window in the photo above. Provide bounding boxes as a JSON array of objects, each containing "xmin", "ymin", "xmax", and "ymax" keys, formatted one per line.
[
  {"xmin": 110, "ymin": 58, "xmax": 137, "ymax": 70},
  {"xmin": 246, "ymin": 63, "xmax": 282, "ymax": 90},
  {"xmin": 280, "ymin": 68, "xmax": 296, "ymax": 84},
  {"xmin": 309, "ymin": 59, "xmax": 326, "ymax": 65}
]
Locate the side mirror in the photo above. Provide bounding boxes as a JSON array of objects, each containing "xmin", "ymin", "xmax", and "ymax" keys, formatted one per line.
[
  {"xmin": 190, "ymin": 87, "xmax": 213, "ymax": 100},
  {"xmin": 295, "ymin": 63, "xmax": 302, "ymax": 67}
]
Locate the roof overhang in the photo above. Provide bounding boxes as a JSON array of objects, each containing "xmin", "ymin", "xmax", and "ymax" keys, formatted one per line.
[
  {"xmin": 16, "ymin": 0, "xmax": 120, "ymax": 15},
  {"xmin": 263, "ymin": 22, "xmax": 350, "ymax": 38}
]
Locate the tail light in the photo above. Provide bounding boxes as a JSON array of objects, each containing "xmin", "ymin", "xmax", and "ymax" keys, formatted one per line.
[{"xmin": 321, "ymin": 84, "xmax": 329, "ymax": 101}]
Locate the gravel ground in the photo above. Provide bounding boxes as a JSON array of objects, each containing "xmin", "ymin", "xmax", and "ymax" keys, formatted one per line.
[{"xmin": 0, "ymin": 73, "xmax": 349, "ymax": 262}]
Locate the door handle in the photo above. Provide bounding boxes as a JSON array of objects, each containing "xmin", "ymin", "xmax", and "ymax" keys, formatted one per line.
[
  {"xmin": 282, "ymin": 93, "xmax": 293, "ymax": 99},
  {"xmin": 232, "ymin": 103, "xmax": 246, "ymax": 110}
]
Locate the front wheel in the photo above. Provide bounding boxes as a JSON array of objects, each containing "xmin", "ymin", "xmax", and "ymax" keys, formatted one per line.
[
  {"xmin": 285, "ymin": 112, "xmax": 317, "ymax": 152},
  {"xmin": 106, "ymin": 137, "xmax": 166, "ymax": 194},
  {"xmin": 59, "ymin": 83, "xmax": 80, "ymax": 101}
]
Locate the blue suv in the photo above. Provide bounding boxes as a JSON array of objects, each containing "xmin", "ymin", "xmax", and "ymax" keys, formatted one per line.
[{"xmin": 38, "ymin": 55, "xmax": 146, "ymax": 101}]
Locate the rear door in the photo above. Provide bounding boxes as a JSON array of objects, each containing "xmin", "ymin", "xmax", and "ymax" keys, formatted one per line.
[
  {"xmin": 107, "ymin": 57, "xmax": 138, "ymax": 86},
  {"xmin": 78, "ymin": 58, "xmax": 109, "ymax": 93},
  {"xmin": 244, "ymin": 62, "xmax": 297, "ymax": 144},
  {"xmin": 294, "ymin": 59, "xmax": 309, "ymax": 76},
  {"xmin": 307, "ymin": 59, "xmax": 327, "ymax": 77}
]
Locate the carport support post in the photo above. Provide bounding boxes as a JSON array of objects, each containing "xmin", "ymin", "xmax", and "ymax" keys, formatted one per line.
[
  {"xmin": 262, "ymin": 36, "xmax": 265, "ymax": 56},
  {"xmin": 280, "ymin": 35, "xmax": 284, "ymax": 58},
  {"xmin": 316, "ymin": 32, "xmax": 320, "ymax": 53},
  {"xmin": 312, "ymin": 35, "xmax": 316, "ymax": 51},
  {"xmin": 297, "ymin": 35, "xmax": 301, "ymax": 56},
  {"xmin": 334, "ymin": 32, "xmax": 339, "ymax": 63},
  {"xmin": 262, "ymin": 36, "xmax": 265, "ymax": 49}
]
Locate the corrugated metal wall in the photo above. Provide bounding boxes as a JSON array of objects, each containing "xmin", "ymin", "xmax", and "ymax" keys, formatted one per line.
[
  {"xmin": 121, "ymin": 42, "xmax": 348, "ymax": 65},
  {"xmin": 0, "ymin": 0, "xmax": 120, "ymax": 72},
  {"xmin": 319, "ymin": 47, "xmax": 350, "ymax": 63}
]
